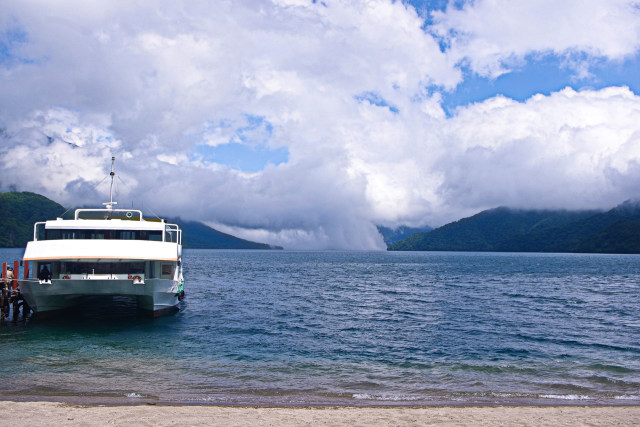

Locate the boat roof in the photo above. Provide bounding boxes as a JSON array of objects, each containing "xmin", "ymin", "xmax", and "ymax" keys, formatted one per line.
[
  {"xmin": 40, "ymin": 208, "xmax": 178, "ymax": 231},
  {"xmin": 44, "ymin": 218, "xmax": 171, "ymax": 230}
]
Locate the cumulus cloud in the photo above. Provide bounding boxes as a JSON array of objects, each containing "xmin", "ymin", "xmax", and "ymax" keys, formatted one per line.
[
  {"xmin": 0, "ymin": 108, "xmax": 124, "ymax": 205},
  {"xmin": 433, "ymin": 86, "xmax": 640, "ymax": 220},
  {"xmin": 1, "ymin": 1, "xmax": 640, "ymax": 249},
  {"xmin": 431, "ymin": 0, "xmax": 640, "ymax": 78}
]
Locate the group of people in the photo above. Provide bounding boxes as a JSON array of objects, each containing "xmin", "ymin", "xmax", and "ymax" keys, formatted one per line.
[
  {"xmin": 0, "ymin": 264, "xmax": 51, "ymax": 320},
  {"xmin": 1, "ymin": 266, "xmax": 30, "ymax": 319}
]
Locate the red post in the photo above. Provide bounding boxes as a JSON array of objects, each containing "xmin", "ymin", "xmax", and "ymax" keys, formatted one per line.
[
  {"xmin": 24, "ymin": 260, "xmax": 29, "ymax": 280},
  {"xmin": 1, "ymin": 263, "xmax": 5, "ymax": 281},
  {"xmin": 13, "ymin": 260, "xmax": 19, "ymax": 290}
]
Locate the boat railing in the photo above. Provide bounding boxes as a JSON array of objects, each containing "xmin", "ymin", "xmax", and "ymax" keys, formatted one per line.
[
  {"xmin": 31, "ymin": 212, "xmax": 181, "ymax": 245},
  {"xmin": 33, "ymin": 222, "xmax": 46, "ymax": 241},
  {"xmin": 164, "ymin": 224, "xmax": 182, "ymax": 244},
  {"xmin": 56, "ymin": 273, "xmax": 146, "ymax": 282}
]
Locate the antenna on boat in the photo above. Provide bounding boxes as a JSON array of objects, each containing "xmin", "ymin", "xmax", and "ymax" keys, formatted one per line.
[{"xmin": 103, "ymin": 156, "xmax": 117, "ymax": 211}]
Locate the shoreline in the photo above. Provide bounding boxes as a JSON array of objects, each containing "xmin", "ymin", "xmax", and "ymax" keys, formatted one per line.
[
  {"xmin": 3, "ymin": 393, "xmax": 640, "ymax": 407},
  {"xmin": 0, "ymin": 390, "xmax": 640, "ymax": 408},
  {"xmin": 2, "ymin": 401, "xmax": 640, "ymax": 426}
]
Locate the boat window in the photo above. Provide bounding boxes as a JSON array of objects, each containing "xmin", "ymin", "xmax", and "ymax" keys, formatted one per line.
[
  {"xmin": 36, "ymin": 262, "xmax": 53, "ymax": 279},
  {"xmin": 57, "ymin": 261, "xmax": 145, "ymax": 275},
  {"xmin": 36, "ymin": 223, "xmax": 46, "ymax": 241},
  {"xmin": 161, "ymin": 263, "xmax": 174, "ymax": 276},
  {"xmin": 164, "ymin": 228, "xmax": 178, "ymax": 243},
  {"xmin": 120, "ymin": 231, "xmax": 135, "ymax": 240},
  {"xmin": 42, "ymin": 229, "xmax": 168, "ymax": 241}
]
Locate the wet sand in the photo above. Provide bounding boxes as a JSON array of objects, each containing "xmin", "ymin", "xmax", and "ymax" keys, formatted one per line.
[{"xmin": 2, "ymin": 401, "xmax": 640, "ymax": 426}]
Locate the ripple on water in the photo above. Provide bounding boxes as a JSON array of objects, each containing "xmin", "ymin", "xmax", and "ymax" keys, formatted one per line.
[{"xmin": 1, "ymin": 249, "xmax": 640, "ymax": 405}]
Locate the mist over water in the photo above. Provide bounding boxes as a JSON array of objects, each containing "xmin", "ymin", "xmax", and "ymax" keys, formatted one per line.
[{"xmin": 1, "ymin": 249, "xmax": 640, "ymax": 405}]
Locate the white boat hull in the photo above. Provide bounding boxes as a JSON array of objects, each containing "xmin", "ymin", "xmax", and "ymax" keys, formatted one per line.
[{"xmin": 19, "ymin": 277, "xmax": 180, "ymax": 316}]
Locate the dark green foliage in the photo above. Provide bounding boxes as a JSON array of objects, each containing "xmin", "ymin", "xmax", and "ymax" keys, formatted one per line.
[
  {"xmin": 388, "ymin": 202, "xmax": 640, "ymax": 254},
  {"xmin": 0, "ymin": 191, "xmax": 281, "ymax": 250},
  {"xmin": 496, "ymin": 202, "xmax": 640, "ymax": 253},
  {"xmin": 389, "ymin": 207, "xmax": 598, "ymax": 251},
  {"xmin": 377, "ymin": 225, "xmax": 433, "ymax": 246},
  {"xmin": 495, "ymin": 210, "xmax": 605, "ymax": 252},
  {"xmin": 572, "ymin": 219, "xmax": 640, "ymax": 253},
  {"xmin": 0, "ymin": 192, "xmax": 70, "ymax": 247}
]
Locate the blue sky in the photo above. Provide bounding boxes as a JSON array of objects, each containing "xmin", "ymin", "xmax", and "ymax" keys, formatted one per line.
[
  {"xmin": 194, "ymin": 143, "xmax": 289, "ymax": 172},
  {"xmin": 441, "ymin": 53, "xmax": 640, "ymax": 115},
  {"xmin": 1, "ymin": 0, "xmax": 640, "ymax": 249},
  {"xmin": 190, "ymin": 115, "xmax": 289, "ymax": 172}
]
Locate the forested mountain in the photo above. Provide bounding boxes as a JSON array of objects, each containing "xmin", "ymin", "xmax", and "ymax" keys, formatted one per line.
[
  {"xmin": 0, "ymin": 191, "xmax": 280, "ymax": 249},
  {"xmin": 377, "ymin": 225, "xmax": 433, "ymax": 246},
  {"xmin": 0, "ymin": 192, "xmax": 69, "ymax": 247},
  {"xmin": 389, "ymin": 201, "xmax": 640, "ymax": 254},
  {"xmin": 495, "ymin": 201, "xmax": 640, "ymax": 252},
  {"xmin": 388, "ymin": 207, "xmax": 598, "ymax": 251}
]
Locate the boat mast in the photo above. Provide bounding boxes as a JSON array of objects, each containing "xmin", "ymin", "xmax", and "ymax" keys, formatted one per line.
[{"xmin": 103, "ymin": 156, "xmax": 117, "ymax": 211}]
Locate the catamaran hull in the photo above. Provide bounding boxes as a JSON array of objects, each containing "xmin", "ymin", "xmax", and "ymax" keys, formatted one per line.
[{"xmin": 18, "ymin": 278, "xmax": 180, "ymax": 316}]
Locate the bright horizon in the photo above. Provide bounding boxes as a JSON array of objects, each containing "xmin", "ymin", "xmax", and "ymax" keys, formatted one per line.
[{"xmin": 2, "ymin": 0, "xmax": 640, "ymax": 249}]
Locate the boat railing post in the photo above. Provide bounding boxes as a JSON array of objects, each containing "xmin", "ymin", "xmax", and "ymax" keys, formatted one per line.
[
  {"xmin": 33, "ymin": 222, "xmax": 46, "ymax": 241},
  {"xmin": 13, "ymin": 261, "xmax": 19, "ymax": 290},
  {"xmin": 1, "ymin": 263, "xmax": 7, "ymax": 321}
]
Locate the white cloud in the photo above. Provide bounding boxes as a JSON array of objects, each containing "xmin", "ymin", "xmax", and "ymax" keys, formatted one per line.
[
  {"xmin": 0, "ymin": 109, "xmax": 124, "ymax": 205},
  {"xmin": 1, "ymin": 1, "xmax": 640, "ymax": 249},
  {"xmin": 431, "ymin": 0, "xmax": 640, "ymax": 77},
  {"xmin": 433, "ymin": 86, "xmax": 640, "ymax": 216}
]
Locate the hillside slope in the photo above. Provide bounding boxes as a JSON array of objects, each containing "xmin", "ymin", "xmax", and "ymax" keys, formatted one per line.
[
  {"xmin": 389, "ymin": 208, "xmax": 598, "ymax": 251},
  {"xmin": 377, "ymin": 225, "xmax": 433, "ymax": 246},
  {"xmin": 0, "ymin": 192, "xmax": 69, "ymax": 247},
  {"xmin": 496, "ymin": 201, "xmax": 640, "ymax": 253},
  {"xmin": 0, "ymin": 191, "xmax": 280, "ymax": 249}
]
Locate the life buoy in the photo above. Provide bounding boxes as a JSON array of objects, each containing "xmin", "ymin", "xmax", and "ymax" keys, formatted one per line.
[{"xmin": 62, "ymin": 275, "xmax": 70, "ymax": 279}]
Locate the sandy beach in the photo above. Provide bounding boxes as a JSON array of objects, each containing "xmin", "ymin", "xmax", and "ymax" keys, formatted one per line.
[{"xmin": 2, "ymin": 402, "xmax": 639, "ymax": 426}]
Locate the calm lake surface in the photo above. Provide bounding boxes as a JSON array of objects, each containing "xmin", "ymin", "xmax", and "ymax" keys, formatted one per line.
[{"xmin": 1, "ymin": 248, "xmax": 640, "ymax": 405}]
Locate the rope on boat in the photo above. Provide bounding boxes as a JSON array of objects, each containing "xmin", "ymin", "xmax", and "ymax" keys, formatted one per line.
[{"xmin": 57, "ymin": 175, "xmax": 111, "ymax": 219}]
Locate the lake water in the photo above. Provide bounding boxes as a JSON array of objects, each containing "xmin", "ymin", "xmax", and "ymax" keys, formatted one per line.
[{"xmin": 1, "ymin": 248, "xmax": 640, "ymax": 406}]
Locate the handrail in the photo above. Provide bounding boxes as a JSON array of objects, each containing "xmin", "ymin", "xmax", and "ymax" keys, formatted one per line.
[
  {"xmin": 33, "ymin": 222, "xmax": 46, "ymax": 241},
  {"xmin": 19, "ymin": 278, "xmax": 44, "ymax": 283},
  {"xmin": 165, "ymin": 223, "xmax": 182, "ymax": 244},
  {"xmin": 32, "ymin": 214, "xmax": 181, "ymax": 244}
]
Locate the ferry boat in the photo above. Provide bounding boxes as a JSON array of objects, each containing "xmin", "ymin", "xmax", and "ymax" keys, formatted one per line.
[{"xmin": 19, "ymin": 158, "xmax": 184, "ymax": 317}]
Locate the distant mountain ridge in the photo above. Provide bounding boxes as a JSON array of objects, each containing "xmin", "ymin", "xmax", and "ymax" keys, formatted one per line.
[
  {"xmin": 377, "ymin": 225, "xmax": 433, "ymax": 246},
  {"xmin": 389, "ymin": 201, "xmax": 640, "ymax": 254},
  {"xmin": 0, "ymin": 191, "xmax": 280, "ymax": 249}
]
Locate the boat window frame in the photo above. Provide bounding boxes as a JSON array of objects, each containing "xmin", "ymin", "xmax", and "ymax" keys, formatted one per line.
[{"xmin": 42, "ymin": 228, "xmax": 164, "ymax": 241}]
